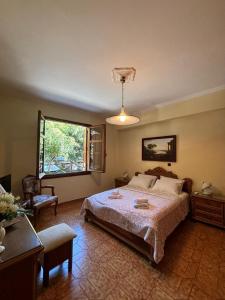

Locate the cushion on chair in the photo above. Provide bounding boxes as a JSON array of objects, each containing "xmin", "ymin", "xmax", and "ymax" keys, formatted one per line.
[
  {"xmin": 33, "ymin": 195, "xmax": 58, "ymax": 208},
  {"xmin": 38, "ymin": 223, "xmax": 76, "ymax": 253}
]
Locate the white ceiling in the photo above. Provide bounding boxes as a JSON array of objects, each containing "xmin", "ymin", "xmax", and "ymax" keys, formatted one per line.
[{"xmin": 0, "ymin": 0, "xmax": 225, "ymax": 114}]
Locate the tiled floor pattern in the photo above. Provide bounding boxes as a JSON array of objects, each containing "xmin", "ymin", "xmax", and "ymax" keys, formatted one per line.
[{"xmin": 37, "ymin": 200, "xmax": 225, "ymax": 300}]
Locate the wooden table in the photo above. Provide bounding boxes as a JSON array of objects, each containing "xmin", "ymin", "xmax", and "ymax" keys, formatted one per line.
[
  {"xmin": 0, "ymin": 216, "xmax": 43, "ymax": 300},
  {"xmin": 115, "ymin": 177, "xmax": 130, "ymax": 188}
]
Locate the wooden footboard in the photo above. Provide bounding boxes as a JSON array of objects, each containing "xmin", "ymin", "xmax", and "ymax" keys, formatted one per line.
[{"xmin": 85, "ymin": 209, "xmax": 155, "ymax": 263}]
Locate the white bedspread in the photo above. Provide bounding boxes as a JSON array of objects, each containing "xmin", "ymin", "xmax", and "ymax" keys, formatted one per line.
[{"xmin": 81, "ymin": 186, "xmax": 189, "ymax": 263}]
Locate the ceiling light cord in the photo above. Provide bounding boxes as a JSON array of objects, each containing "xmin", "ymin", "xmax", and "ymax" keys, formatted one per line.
[
  {"xmin": 121, "ymin": 76, "xmax": 125, "ymax": 108},
  {"xmin": 105, "ymin": 68, "xmax": 140, "ymax": 125}
]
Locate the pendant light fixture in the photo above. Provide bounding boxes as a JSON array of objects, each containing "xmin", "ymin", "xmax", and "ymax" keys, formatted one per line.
[{"xmin": 106, "ymin": 67, "xmax": 140, "ymax": 126}]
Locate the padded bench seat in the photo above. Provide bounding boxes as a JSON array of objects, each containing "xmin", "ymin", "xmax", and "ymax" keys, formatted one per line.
[{"xmin": 38, "ymin": 223, "xmax": 76, "ymax": 286}]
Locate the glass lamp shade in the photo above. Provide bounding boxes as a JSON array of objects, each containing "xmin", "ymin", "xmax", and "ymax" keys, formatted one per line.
[{"xmin": 106, "ymin": 107, "xmax": 140, "ymax": 126}]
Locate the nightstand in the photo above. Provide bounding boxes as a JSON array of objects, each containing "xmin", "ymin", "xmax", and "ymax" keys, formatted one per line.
[
  {"xmin": 191, "ymin": 193, "xmax": 225, "ymax": 228},
  {"xmin": 115, "ymin": 177, "xmax": 130, "ymax": 188}
]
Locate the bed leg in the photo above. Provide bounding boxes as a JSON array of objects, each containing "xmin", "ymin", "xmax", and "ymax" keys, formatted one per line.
[{"xmin": 149, "ymin": 260, "xmax": 157, "ymax": 268}]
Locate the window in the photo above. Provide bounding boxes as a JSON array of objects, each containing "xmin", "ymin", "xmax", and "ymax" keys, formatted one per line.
[{"xmin": 36, "ymin": 111, "xmax": 106, "ymax": 178}]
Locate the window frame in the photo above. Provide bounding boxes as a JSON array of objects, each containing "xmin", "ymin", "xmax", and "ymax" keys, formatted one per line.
[
  {"xmin": 87, "ymin": 124, "xmax": 106, "ymax": 173},
  {"xmin": 37, "ymin": 113, "xmax": 91, "ymax": 179}
]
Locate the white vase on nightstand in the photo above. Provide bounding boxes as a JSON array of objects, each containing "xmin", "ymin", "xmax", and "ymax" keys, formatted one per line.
[{"xmin": 0, "ymin": 222, "xmax": 6, "ymax": 253}]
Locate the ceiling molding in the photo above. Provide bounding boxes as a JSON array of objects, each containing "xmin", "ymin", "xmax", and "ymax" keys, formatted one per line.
[
  {"xmin": 117, "ymin": 88, "xmax": 225, "ymax": 130},
  {"xmin": 154, "ymin": 84, "xmax": 225, "ymax": 109}
]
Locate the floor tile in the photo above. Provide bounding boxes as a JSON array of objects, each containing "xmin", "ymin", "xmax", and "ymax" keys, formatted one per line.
[{"xmin": 37, "ymin": 200, "xmax": 225, "ymax": 300}]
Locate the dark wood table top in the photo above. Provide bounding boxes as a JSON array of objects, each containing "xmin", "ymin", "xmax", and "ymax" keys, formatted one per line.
[
  {"xmin": 0, "ymin": 215, "xmax": 43, "ymax": 270},
  {"xmin": 192, "ymin": 193, "xmax": 225, "ymax": 202},
  {"xmin": 115, "ymin": 177, "xmax": 130, "ymax": 182}
]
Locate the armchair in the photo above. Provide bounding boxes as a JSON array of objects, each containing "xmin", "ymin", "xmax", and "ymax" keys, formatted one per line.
[{"xmin": 22, "ymin": 175, "xmax": 58, "ymax": 227}]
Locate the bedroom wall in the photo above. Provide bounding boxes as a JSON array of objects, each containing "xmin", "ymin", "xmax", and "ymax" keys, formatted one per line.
[
  {"xmin": 0, "ymin": 95, "xmax": 118, "ymax": 202},
  {"xmin": 117, "ymin": 107, "xmax": 225, "ymax": 195},
  {"xmin": 134, "ymin": 88, "xmax": 225, "ymax": 127},
  {"xmin": 1, "ymin": 87, "xmax": 225, "ymax": 200}
]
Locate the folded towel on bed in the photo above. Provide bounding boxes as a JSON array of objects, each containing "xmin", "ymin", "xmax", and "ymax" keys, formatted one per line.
[
  {"xmin": 135, "ymin": 198, "xmax": 149, "ymax": 205},
  {"xmin": 134, "ymin": 203, "xmax": 150, "ymax": 209},
  {"xmin": 112, "ymin": 190, "xmax": 120, "ymax": 195},
  {"xmin": 108, "ymin": 194, "xmax": 123, "ymax": 199},
  {"xmin": 108, "ymin": 190, "xmax": 123, "ymax": 199}
]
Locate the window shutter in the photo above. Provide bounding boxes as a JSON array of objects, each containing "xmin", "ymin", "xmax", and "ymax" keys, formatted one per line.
[
  {"xmin": 87, "ymin": 124, "xmax": 106, "ymax": 172},
  {"xmin": 36, "ymin": 110, "xmax": 46, "ymax": 179}
]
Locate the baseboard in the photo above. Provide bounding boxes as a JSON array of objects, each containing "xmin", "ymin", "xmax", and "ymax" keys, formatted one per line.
[{"xmin": 58, "ymin": 197, "xmax": 85, "ymax": 205}]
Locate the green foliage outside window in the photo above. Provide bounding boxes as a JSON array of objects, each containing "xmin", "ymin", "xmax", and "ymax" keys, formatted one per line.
[{"xmin": 44, "ymin": 120, "xmax": 86, "ymax": 174}]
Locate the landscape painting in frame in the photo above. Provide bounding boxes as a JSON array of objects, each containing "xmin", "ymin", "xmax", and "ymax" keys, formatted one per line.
[{"xmin": 142, "ymin": 135, "xmax": 176, "ymax": 162}]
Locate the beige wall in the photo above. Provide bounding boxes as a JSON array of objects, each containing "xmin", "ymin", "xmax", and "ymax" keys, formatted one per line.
[
  {"xmin": 0, "ymin": 96, "xmax": 118, "ymax": 202},
  {"xmin": 124, "ymin": 88, "xmax": 225, "ymax": 128},
  {"xmin": 1, "ymin": 88, "xmax": 225, "ymax": 201},
  {"xmin": 117, "ymin": 108, "xmax": 225, "ymax": 195}
]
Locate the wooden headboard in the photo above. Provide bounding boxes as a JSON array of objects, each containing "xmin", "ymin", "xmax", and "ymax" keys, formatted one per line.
[{"xmin": 135, "ymin": 167, "xmax": 192, "ymax": 194}]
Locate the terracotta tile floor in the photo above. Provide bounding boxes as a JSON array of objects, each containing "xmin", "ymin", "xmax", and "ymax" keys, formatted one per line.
[{"xmin": 37, "ymin": 200, "xmax": 225, "ymax": 300}]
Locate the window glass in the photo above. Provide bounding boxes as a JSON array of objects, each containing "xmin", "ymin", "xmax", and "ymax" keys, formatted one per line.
[{"xmin": 44, "ymin": 119, "xmax": 86, "ymax": 175}]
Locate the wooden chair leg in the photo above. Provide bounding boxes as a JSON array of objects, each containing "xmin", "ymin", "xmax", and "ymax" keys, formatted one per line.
[
  {"xmin": 43, "ymin": 268, "xmax": 49, "ymax": 287},
  {"xmin": 84, "ymin": 213, "xmax": 89, "ymax": 222},
  {"xmin": 54, "ymin": 200, "xmax": 58, "ymax": 216},
  {"xmin": 37, "ymin": 261, "xmax": 42, "ymax": 273},
  {"xmin": 33, "ymin": 209, "xmax": 38, "ymax": 228},
  {"xmin": 68, "ymin": 258, "xmax": 72, "ymax": 272},
  {"xmin": 68, "ymin": 241, "xmax": 73, "ymax": 272}
]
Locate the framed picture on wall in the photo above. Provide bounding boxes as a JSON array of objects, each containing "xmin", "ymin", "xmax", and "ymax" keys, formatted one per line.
[{"xmin": 142, "ymin": 135, "xmax": 176, "ymax": 162}]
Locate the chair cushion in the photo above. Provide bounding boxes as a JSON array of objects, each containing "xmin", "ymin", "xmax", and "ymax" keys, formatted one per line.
[
  {"xmin": 33, "ymin": 194, "xmax": 58, "ymax": 208},
  {"xmin": 38, "ymin": 223, "xmax": 76, "ymax": 253}
]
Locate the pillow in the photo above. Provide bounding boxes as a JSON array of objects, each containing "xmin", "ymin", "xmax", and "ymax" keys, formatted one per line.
[
  {"xmin": 160, "ymin": 176, "xmax": 183, "ymax": 184},
  {"xmin": 0, "ymin": 184, "xmax": 6, "ymax": 194},
  {"xmin": 128, "ymin": 176, "xmax": 152, "ymax": 190},
  {"xmin": 151, "ymin": 179, "xmax": 181, "ymax": 195},
  {"xmin": 160, "ymin": 176, "xmax": 184, "ymax": 193},
  {"xmin": 138, "ymin": 174, "xmax": 157, "ymax": 188}
]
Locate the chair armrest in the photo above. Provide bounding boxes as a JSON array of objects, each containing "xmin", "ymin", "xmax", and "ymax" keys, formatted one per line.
[
  {"xmin": 23, "ymin": 192, "xmax": 35, "ymax": 207},
  {"xmin": 41, "ymin": 185, "xmax": 54, "ymax": 188},
  {"xmin": 41, "ymin": 185, "xmax": 55, "ymax": 196}
]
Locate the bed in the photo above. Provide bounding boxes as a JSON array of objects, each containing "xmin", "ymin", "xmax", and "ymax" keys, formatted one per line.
[{"xmin": 81, "ymin": 167, "xmax": 192, "ymax": 264}]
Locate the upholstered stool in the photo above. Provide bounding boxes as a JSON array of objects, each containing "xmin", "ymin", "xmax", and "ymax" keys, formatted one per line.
[{"xmin": 38, "ymin": 223, "xmax": 76, "ymax": 287}]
